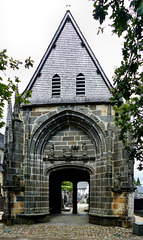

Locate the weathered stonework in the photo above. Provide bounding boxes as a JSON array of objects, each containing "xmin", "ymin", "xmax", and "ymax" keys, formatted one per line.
[{"xmin": 2, "ymin": 11, "xmax": 134, "ymax": 227}]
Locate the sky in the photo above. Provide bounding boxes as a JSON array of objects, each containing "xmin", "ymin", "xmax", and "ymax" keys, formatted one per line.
[
  {"xmin": 0, "ymin": 0, "xmax": 142, "ymax": 184},
  {"xmin": 1, "ymin": 0, "xmax": 123, "ymax": 89}
]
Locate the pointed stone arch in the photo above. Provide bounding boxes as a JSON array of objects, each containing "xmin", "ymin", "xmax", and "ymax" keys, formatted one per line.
[
  {"xmin": 30, "ymin": 110, "xmax": 107, "ymax": 158},
  {"xmin": 45, "ymin": 162, "xmax": 95, "ymax": 178},
  {"xmin": 47, "ymin": 164, "xmax": 91, "ymax": 214},
  {"xmin": 23, "ymin": 110, "xmax": 108, "ymax": 219}
]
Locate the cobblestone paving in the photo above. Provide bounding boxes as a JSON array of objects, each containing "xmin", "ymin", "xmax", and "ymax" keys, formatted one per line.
[
  {"xmin": 0, "ymin": 222, "xmax": 143, "ymax": 240},
  {"xmin": 0, "ymin": 213, "xmax": 143, "ymax": 240}
]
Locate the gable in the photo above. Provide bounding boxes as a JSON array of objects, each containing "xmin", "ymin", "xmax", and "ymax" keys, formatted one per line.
[{"xmin": 23, "ymin": 11, "xmax": 112, "ymax": 106}]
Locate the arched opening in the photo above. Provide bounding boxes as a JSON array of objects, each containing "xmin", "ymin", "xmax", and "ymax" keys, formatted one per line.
[
  {"xmin": 49, "ymin": 167, "xmax": 90, "ymax": 215},
  {"xmin": 28, "ymin": 110, "xmax": 105, "ymax": 222},
  {"xmin": 76, "ymin": 73, "xmax": 85, "ymax": 96},
  {"xmin": 30, "ymin": 110, "xmax": 106, "ymax": 158},
  {"xmin": 52, "ymin": 74, "xmax": 61, "ymax": 97},
  {"xmin": 61, "ymin": 181, "xmax": 73, "ymax": 212},
  {"xmin": 77, "ymin": 181, "xmax": 89, "ymax": 214}
]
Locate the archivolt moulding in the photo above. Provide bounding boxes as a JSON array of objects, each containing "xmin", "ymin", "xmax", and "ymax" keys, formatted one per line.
[
  {"xmin": 44, "ymin": 162, "xmax": 95, "ymax": 177},
  {"xmin": 30, "ymin": 110, "xmax": 106, "ymax": 156}
]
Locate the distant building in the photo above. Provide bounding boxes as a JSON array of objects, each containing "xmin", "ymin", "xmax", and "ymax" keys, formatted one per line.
[
  {"xmin": 134, "ymin": 186, "xmax": 143, "ymax": 212},
  {"xmin": 77, "ymin": 182, "xmax": 89, "ymax": 204},
  {"xmin": 0, "ymin": 133, "xmax": 4, "ymax": 197},
  {"xmin": 0, "ymin": 133, "xmax": 4, "ymax": 181},
  {"xmin": 134, "ymin": 186, "xmax": 143, "ymax": 199},
  {"xmin": 0, "ymin": 133, "xmax": 4, "ymax": 164},
  {"xmin": 77, "ymin": 182, "xmax": 89, "ymax": 196}
]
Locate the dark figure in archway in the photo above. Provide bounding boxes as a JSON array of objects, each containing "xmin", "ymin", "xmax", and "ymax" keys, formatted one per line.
[{"xmin": 64, "ymin": 194, "xmax": 67, "ymax": 206}]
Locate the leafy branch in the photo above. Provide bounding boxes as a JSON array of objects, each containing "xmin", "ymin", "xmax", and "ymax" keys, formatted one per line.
[
  {"xmin": 0, "ymin": 49, "xmax": 34, "ymax": 128},
  {"xmin": 92, "ymin": 0, "xmax": 143, "ymax": 168}
]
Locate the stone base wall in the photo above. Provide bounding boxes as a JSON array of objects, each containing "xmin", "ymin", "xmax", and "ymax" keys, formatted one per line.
[
  {"xmin": 11, "ymin": 192, "xmax": 24, "ymax": 217},
  {"xmin": 3, "ymin": 214, "xmax": 50, "ymax": 225},
  {"xmin": 89, "ymin": 214, "xmax": 134, "ymax": 227}
]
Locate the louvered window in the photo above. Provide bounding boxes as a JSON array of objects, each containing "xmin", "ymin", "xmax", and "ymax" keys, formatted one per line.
[
  {"xmin": 52, "ymin": 74, "xmax": 60, "ymax": 97},
  {"xmin": 76, "ymin": 73, "xmax": 85, "ymax": 96}
]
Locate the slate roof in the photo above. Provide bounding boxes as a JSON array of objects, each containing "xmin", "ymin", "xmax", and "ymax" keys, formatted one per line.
[
  {"xmin": 0, "ymin": 133, "xmax": 4, "ymax": 150},
  {"xmin": 22, "ymin": 10, "xmax": 112, "ymax": 106},
  {"xmin": 77, "ymin": 182, "xmax": 88, "ymax": 189}
]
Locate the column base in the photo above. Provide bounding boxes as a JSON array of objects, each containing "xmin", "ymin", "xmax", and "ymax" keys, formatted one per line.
[
  {"xmin": 2, "ymin": 213, "xmax": 12, "ymax": 225},
  {"xmin": 17, "ymin": 213, "xmax": 50, "ymax": 224},
  {"xmin": 89, "ymin": 213, "xmax": 134, "ymax": 227},
  {"xmin": 2, "ymin": 213, "xmax": 50, "ymax": 224}
]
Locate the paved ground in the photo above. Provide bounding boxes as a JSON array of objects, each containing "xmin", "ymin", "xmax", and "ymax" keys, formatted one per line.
[
  {"xmin": 0, "ymin": 205, "xmax": 143, "ymax": 240},
  {"xmin": 0, "ymin": 214, "xmax": 143, "ymax": 240}
]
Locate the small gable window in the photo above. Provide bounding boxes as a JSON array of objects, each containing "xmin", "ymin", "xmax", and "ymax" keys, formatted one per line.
[
  {"xmin": 76, "ymin": 73, "xmax": 85, "ymax": 96},
  {"xmin": 52, "ymin": 74, "xmax": 61, "ymax": 97}
]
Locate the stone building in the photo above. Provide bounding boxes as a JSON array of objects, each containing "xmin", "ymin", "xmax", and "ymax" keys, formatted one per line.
[
  {"xmin": 0, "ymin": 133, "xmax": 4, "ymax": 211},
  {"xmin": 134, "ymin": 186, "xmax": 143, "ymax": 212},
  {"xmin": 77, "ymin": 182, "xmax": 89, "ymax": 196},
  {"xmin": 0, "ymin": 133, "xmax": 4, "ymax": 192},
  {"xmin": 3, "ymin": 11, "xmax": 135, "ymax": 226}
]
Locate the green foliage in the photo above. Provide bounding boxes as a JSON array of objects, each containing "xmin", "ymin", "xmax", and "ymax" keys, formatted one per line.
[
  {"xmin": 134, "ymin": 177, "xmax": 141, "ymax": 186},
  {"xmin": 92, "ymin": 0, "xmax": 143, "ymax": 169},
  {"xmin": 61, "ymin": 181, "xmax": 73, "ymax": 192},
  {"xmin": 0, "ymin": 49, "xmax": 33, "ymax": 128}
]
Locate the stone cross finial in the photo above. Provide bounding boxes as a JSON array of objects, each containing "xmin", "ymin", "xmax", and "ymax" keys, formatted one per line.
[
  {"xmin": 5, "ymin": 98, "xmax": 13, "ymax": 143},
  {"xmin": 6, "ymin": 98, "xmax": 12, "ymax": 127},
  {"xmin": 13, "ymin": 84, "xmax": 20, "ymax": 119}
]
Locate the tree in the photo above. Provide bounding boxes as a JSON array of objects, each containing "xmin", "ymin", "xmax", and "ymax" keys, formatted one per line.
[
  {"xmin": 92, "ymin": 0, "xmax": 143, "ymax": 169},
  {"xmin": 61, "ymin": 181, "xmax": 73, "ymax": 193},
  {"xmin": 0, "ymin": 49, "xmax": 33, "ymax": 128},
  {"xmin": 134, "ymin": 177, "xmax": 141, "ymax": 186}
]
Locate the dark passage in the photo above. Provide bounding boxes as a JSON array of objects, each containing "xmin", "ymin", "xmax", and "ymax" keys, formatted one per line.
[{"xmin": 49, "ymin": 167, "xmax": 90, "ymax": 214}]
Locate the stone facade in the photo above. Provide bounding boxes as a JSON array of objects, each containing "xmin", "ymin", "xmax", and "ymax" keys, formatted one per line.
[
  {"xmin": 3, "ymin": 11, "xmax": 135, "ymax": 227},
  {"xmin": 0, "ymin": 134, "xmax": 4, "ymax": 190},
  {"xmin": 0, "ymin": 133, "xmax": 4, "ymax": 210}
]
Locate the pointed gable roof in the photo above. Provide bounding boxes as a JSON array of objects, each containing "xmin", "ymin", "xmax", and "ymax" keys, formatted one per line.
[{"xmin": 23, "ymin": 10, "xmax": 112, "ymax": 105}]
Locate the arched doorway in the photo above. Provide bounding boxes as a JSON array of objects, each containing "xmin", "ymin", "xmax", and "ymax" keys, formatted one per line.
[
  {"xmin": 77, "ymin": 181, "xmax": 89, "ymax": 214},
  {"xmin": 49, "ymin": 167, "xmax": 90, "ymax": 215},
  {"xmin": 61, "ymin": 181, "xmax": 73, "ymax": 212}
]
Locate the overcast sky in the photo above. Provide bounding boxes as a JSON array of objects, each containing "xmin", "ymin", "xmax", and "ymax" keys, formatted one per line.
[
  {"xmin": 1, "ymin": 0, "xmax": 123, "ymax": 88},
  {"xmin": 0, "ymin": 0, "xmax": 142, "ymax": 183}
]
